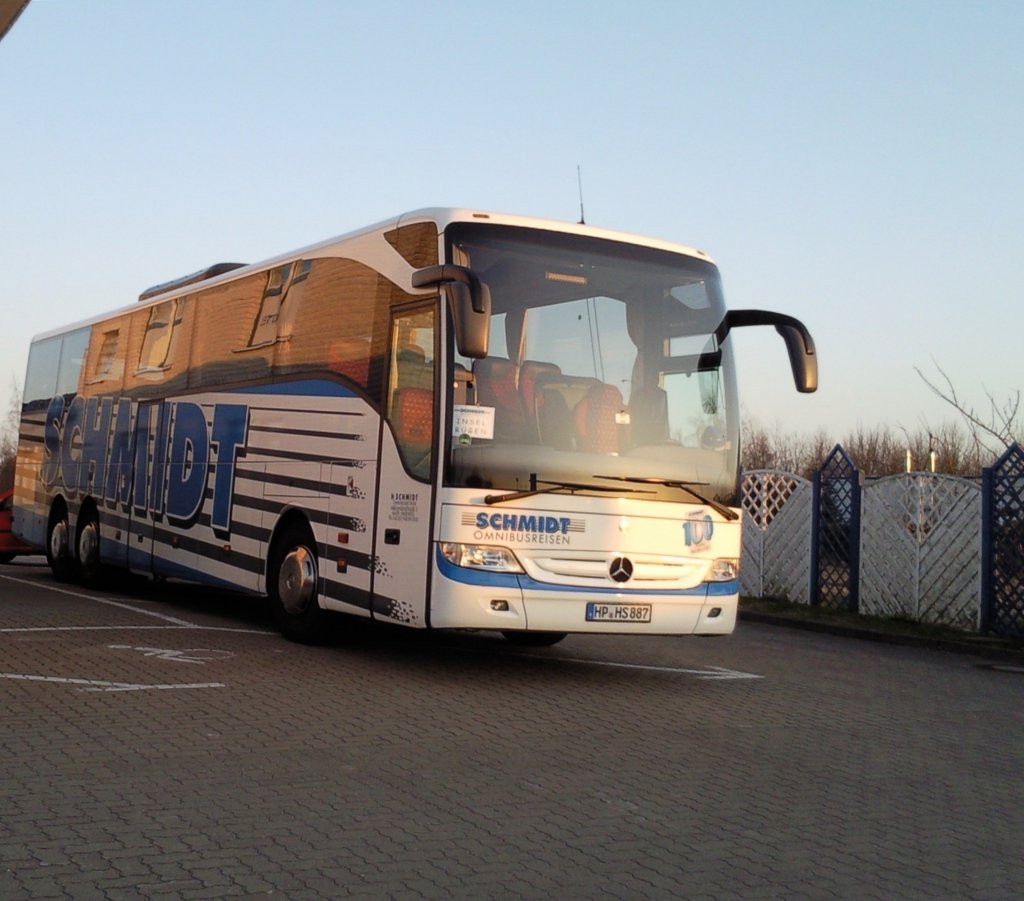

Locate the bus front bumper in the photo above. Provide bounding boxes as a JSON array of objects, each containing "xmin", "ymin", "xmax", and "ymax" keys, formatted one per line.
[{"xmin": 431, "ymin": 553, "xmax": 738, "ymax": 636}]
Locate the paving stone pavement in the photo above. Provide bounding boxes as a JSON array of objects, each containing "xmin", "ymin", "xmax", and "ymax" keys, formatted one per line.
[{"xmin": 1, "ymin": 562, "xmax": 1022, "ymax": 899}]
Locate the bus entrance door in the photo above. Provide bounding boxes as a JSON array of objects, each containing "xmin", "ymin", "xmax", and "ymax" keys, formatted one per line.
[
  {"xmin": 368, "ymin": 304, "xmax": 436, "ymax": 627},
  {"xmin": 370, "ymin": 442, "xmax": 434, "ymax": 628}
]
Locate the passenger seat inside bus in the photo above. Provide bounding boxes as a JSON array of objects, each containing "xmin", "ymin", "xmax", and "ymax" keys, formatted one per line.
[
  {"xmin": 574, "ymin": 383, "xmax": 625, "ymax": 454},
  {"xmin": 472, "ymin": 357, "xmax": 526, "ymax": 441},
  {"xmin": 393, "ymin": 386, "xmax": 433, "ymax": 477},
  {"xmin": 628, "ymin": 384, "xmax": 670, "ymax": 446},
  {"xmin": 519, "ymin": 360, "xmax": 560, "ymax": 442},
  {"xmin": 535, "ymin": 386, "xmax": 573, "ymax": 449},
  {"xmin": 390, "ymin": 343, "xmax": 434, "ymax": 476},
  {"xmin": 393, "ymin": 387, "xmax": 433, "ymax": 447}
]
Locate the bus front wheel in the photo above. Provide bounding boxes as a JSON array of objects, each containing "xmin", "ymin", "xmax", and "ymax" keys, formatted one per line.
[{"xmin": 268, "ymin": 523, "xmax": 324, "ymax": 644}]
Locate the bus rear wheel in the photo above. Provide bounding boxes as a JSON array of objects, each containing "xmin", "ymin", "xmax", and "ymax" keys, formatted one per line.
[
  {"xmin": 502, "ymin": 631, "xmax": 567, "ymax": 647},
  {"xmin": 46, "ymin": 503, "xmax": 75, "ymax": 583},
  {"xmin": 268, "ymin": 523, "xmax": 324, "ymax": 644},
  {"xmin": 76, "ymin": 510, "xmax": 103, "ymax": 587}
]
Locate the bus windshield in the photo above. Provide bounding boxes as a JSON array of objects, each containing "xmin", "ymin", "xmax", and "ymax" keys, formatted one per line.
[{"xmin": 446, "ymin": 224, "xmax": 740, "ymax": 503}]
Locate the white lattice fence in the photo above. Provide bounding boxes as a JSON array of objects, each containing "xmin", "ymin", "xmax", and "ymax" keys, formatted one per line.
[
  {"xmin": 860, "ymin": 474, "xmax": 981, "ymax": 628},
  {"xmin": 741, "ymin": 470, "xmax": 812, "ymax": 603}
]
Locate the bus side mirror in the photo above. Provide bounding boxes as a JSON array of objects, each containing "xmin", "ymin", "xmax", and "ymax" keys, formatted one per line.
[
  {"xmin": 718, "ymin": 309, "xmax": 818, "ymax": 393},
  {"xmin": 775, "ymin": 322, "xmax": 817, "ymax": 393},
  {"xmin": 412, "ymin": 265, "xmax": 491, "ymax": 359}
]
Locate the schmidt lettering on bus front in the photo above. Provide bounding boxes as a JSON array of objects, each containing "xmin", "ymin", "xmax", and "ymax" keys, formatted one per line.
[{"xmin": 470, "ymin": 511, "xmax": 584, "ymax": 545}]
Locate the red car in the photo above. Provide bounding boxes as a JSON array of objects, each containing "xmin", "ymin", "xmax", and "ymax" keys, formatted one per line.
[{"xmin": 0, "ymin": 489, "xmax": 36, "ymax": 563}]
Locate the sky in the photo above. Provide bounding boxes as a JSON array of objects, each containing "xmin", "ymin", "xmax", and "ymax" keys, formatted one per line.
[{"xmin": 2, "ymin": 0, "xmax": 1022, "ymax": 443}]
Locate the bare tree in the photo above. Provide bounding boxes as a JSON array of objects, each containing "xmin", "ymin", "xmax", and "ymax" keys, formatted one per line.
[
  {"xmin": 0, "ymin": 380, "xmax": 21, "ymax": 493},
  {"xmin": 841, "ymin": 425, "xmax": 905, "ymax": 477},
  {"xmin": 743, "ymin": 418, "xmax": 988, "ymax": 479},
  {"xmin": 740, "ymin": 424, "xmax": 775, "ymax": 472},
  {"xmin": 916, "ymin": 363, "xmax": 1021, "ymax": 459},
  {"xmin": 741, "ymin": 420, "xmax": 833, "ymax": 478}
]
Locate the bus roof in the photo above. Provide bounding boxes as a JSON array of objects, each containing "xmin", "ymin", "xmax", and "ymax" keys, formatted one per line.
[{"xmin": 29, "ymin": 208, "xmax": 717, "ymax": 343}]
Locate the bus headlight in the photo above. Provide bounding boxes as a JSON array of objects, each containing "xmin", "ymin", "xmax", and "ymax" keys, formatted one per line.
[
  {"xmin": 708, "ymin": 558, "xmax": 739, "ymax": 582},
  {"xmin": 440, "ymin": 542, "xmax": 524, "ymax": 573}
]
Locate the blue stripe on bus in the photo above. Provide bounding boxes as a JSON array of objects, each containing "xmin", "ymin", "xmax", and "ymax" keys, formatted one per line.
[
  {"xmin": 228, "ymin": 380, "xmax": 359, "ymax": 397},
  {"xmin": 434, "ymin": 548, "xmax": 738, "ymax": 596},
  {"xmin": 149, "ymin": 555, "xmax": 260, "ymax": 591}
]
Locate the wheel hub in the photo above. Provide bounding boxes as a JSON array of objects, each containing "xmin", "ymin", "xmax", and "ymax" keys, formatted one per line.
[
  {"xmin": 278, "ymin": 546, "xmax": 316, "ymax": 615},
  {"xmin": 80, "ymin": 522, "xmax": 98, "ymax": 563},
  {"xmin": 50, "ymin": 520, "xmax": 68, "ymax": 560}
]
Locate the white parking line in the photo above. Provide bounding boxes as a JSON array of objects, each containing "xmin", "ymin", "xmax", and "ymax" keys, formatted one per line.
[
  {"xmin": 92, "ymin": 597, "xmax": 199, "ymax": 625},
  {"xmin": 0, "ymin": 672, "xmax": 225, "ymax": 692},
  {"xmin": 534, "ymin": 657, "xmax": 763, "ymax": 679},
  {"xmin": 1, "ymin": 573, "xmax": 272, "ymax": 635},
  {"xmin": 0, "ymin": 625, "xmax": 271, "ymax": 634},
  {"xmin": 451, "ymin": 644, "xmax": 764, "ymax": 679},
  {"xmin": 1, "ymin": 574, "xmax": 198, "ymax": 625}
]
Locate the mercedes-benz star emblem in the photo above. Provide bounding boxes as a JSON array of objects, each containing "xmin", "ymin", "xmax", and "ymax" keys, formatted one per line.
[{"xmin": 609, "ymin": 557, "xmax": 633, "ymax": 583}]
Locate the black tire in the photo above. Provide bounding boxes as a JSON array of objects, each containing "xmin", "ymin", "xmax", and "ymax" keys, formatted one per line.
[
  {"xmin": 46, "ymin": 503, "xmax": 75, "ymax": 582},
  {"xmin": 0, "ymin": 553, "xmax": 15, "ymax": 564},
  {"xmin": 76, "ymin": 510, "xmax": 103, "ymax": 588},
  {"xmin": 502, "ymin": 630, "xmax": 567, "ymax": 647},
  {"xmin": 268, "ymin": 523, "xmax": 324, "ymax": 643}
]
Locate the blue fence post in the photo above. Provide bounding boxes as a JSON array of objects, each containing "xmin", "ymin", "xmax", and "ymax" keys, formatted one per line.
[
  {"xmin": 810, "ymin": 466, "xmax": 821, "ymax": 606},
  {"xmin": 813, "ymin": 445, "xmax": 861, "ymax": 612},
  {"xmin": 980, "ymin": 461, "xmax": 993, "ymax": 634},
  {"xmin": 849, "ymin": 461, "xmax": 862, "ymax": 614},
  {"xmin": 981, "ymin": 442, "xmax": 1024, "ymax": 638}
]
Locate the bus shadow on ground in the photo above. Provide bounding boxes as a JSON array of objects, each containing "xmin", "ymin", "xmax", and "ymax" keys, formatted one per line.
[{"xmin": 92, "ymin": 567, "xmax": 563, "ymax": 659}]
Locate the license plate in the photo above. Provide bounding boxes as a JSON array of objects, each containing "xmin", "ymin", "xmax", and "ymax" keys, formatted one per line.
[{"xmin": 586, "ymin": 602, "xmax": 652, "ymax": 623}]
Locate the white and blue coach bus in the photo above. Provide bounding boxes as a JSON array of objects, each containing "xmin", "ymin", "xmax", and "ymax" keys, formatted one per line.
[{"xmin": 13, "ymin": 209, "xmax": 816, "ymax": 644}]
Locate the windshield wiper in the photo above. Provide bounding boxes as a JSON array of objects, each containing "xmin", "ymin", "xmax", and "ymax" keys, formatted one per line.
[
  {"xmin": 592, "ymin": 474, "xmax": 740, "ymax": 521},
  {"xmin": 484, "ymin": 474, "xmax": 653, "ymax": 505}
]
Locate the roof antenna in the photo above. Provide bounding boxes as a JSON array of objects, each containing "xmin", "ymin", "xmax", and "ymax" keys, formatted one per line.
[{"xmin": 577, "ymin": 164, "xmax": 586, "ymax": 224}]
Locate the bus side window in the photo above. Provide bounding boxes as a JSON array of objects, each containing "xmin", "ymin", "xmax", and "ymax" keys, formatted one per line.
[
  {"xmin": 129, "ymin": 297, "xmax": 195, "ymax": 396},
  {"xmin": 56, "ymin": 328, "xmax": 90, "ymax": 397},
  {"xmin": 85, "ymin": 323, "xmax": 129, "ymax": 389},
  {"xmin": 137, "ymin": 298, "xmax": 185, "ymax": 374},
  {"xmin": 247, "ymin": 260, "xmax": 312, "ymax": 348},
  {"xmin": 387, "ymin": 306, "xmax": 436, "ymax": 479},
  {"xmin": 270, "ymin": 258, "xmax": 386, "ymax": 399}
]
